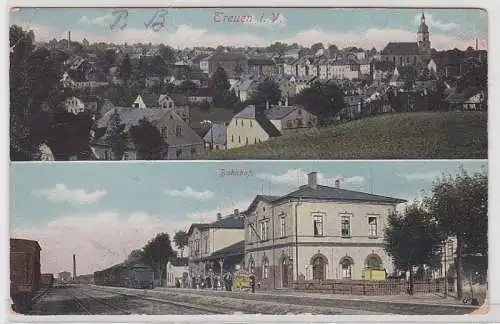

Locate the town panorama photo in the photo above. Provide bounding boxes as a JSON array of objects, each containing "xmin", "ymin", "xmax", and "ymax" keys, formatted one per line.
[{"xmin": 9, "ymin": 7, "xmax": 487, "ymax": 161}]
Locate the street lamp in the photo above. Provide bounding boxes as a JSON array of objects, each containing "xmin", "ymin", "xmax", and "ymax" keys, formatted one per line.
[{"xmin": 201, "ymin": 120, "xmax": 214, "ymax": 151}]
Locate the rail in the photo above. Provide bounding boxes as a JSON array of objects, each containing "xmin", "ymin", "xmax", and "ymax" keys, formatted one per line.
[{"xmin": 89, "ymin": 285, "xmax": 228, "ymax": 314}]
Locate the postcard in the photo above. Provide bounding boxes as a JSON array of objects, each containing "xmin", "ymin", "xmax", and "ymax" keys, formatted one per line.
[
  {"xmin": 9, "ymin": 7, "xmax": 487, "ymax": 161},
  {"xmin": 9, "ymin": 160, "xmax": 488, "ymax": 316}
]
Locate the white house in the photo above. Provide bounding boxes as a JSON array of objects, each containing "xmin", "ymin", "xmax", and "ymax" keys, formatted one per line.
[
  {"xmin": 226, "ymin": 105, "xmax": 281, "ymax": 149},
  {"xmin": 165, "ymin": 258, "xmax": 189, "ymax": 287},
  {"xmin": 64, "ymin": 96, "xmax": 86, "ymax": 115},
  {"xmin": 244, "ymin": 172, "xmax": 406, "ymax": 290}
]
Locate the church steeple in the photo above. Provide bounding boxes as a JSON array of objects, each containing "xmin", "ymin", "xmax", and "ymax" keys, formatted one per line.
[{"xmin": 417, "ymin": 10, "xmax": 431, "ymax": 56}]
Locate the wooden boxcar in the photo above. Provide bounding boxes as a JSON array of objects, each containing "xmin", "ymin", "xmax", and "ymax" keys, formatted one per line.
[
  {"xmin": 41, "ymin": 273, "xmax": 54, "ymax": 287},
  {"xmin": 94, "ymin": 262, "xmax": 154, "ymax": 289},
  {"xmin": 10, "ymin": 238, "xmax": 42, "ymax": 313}
]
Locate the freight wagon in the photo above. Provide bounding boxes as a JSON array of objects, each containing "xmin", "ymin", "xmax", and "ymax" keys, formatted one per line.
[
  {"xmin": 10, "ymin": 238, "xmax": 42, "ymax": 313},
  {"xmin": 41, "ymin": 273, "xmax": 54, "ymax": 287},
  {"xmin": 94, "ymin": 262, "xmax": 154, "ymax": 289}
]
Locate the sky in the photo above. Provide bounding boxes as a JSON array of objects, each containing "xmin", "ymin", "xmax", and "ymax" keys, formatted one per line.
[
  {"xmin": 9, "ymin": 7, "xmax": 488, "ymax": 50},
  {"xmin": 10, "ymin": 160, "xmax": 486, "ymax": 275}
]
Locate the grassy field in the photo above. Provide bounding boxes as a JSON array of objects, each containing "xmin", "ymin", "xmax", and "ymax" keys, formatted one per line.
[{"xmin": 200, "ymin": 111, "xmax": 487, "ymax": 160}]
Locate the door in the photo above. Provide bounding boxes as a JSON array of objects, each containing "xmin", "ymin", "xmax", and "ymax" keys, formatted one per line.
[{"xmin": 282, "ymin": 260, "xmax": 288, "ymax": 288}]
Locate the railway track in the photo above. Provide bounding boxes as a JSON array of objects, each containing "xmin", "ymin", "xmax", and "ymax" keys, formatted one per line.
[
  {"xmin": 88, "ymin": 286, "xmax": 230, "ymax": 314},
  {"xmin": 73, "ymin": 290, "xmax": 132, "ymax": 315}
]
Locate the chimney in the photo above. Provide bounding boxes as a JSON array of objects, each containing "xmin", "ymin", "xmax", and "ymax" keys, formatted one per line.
[
  {"xmin": 216, "ymin": 212, "xmax": 222, "ymax": 220},
  {"xmin": 234, "ymin": 209, "xmax": 239, "ymax": 217},
  {"xmin": 73, "ymin": 254, "xmax": 76, "ymax": 280},
  {"xmin": 265, "ymin": 100, "xmax": 269, "ymax": 110},
  {"xmin": 307, "ymin": 172, "xmax": 318, "ymax": 189},
  {"xmin": 476, "ymin": 38, "xmax": 478, "ymax": 51},
  {"xmin": 68, "ymin": 31, "xmax": 71, "ymax": 52},
  {"xmin": 335, "ymin": 179, "xmax": 341, "ymax": 188}
]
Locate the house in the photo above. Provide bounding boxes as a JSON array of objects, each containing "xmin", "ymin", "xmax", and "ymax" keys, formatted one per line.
[
  {"xmin": 93, "ymin": 107, "xmax": 203, "ymax": 160},
  {"xmin": 390, "ymin": 66, "xmax": 418, "ymax": 88},
  {"xmin": 63, "ymin": 96, "xmax": 86, "ymax": 115},
  {"xmin": 226, "ymin": 105, "xmax": 281, "ymax": 149},
  {"xmin": 145, "ymin": 76, "xmax": 162, "ymax": 88},
  {"xmin": 204, "ymin": 52, "xmax": 249, "ymax": 78},
  {"xmin": 132, "ymin": 93, "xmax": 180, "ymax": 110},
  {"xmin": 186, "ymin": 88, "xmax": 214, "ymax": 104},
  {"xmin": 327, "ymin": 58, "xmax": 361, "ymax": 80},
  {"xmin": 188, "ymin": 210, "xmax": 245, "ymax": 279},
  {"xmin": 165, "ymin": 258, "xmax": 189, "ymax": 287},
  {"xmin": 265, "ymin": 104, "xmax": 317, "ymax": 133},
  {"xmin": 247, "ymin": 57, "xmax": 277, "ymax": 76},
  {"xmin": 282, "ymin": 48, "xmax": 300, "ymax": 60},
  {"xmin": 444, "ymin": 88, "xmax": 486, "ymax": 111},
  {"xmin": 244, "ymin": 172, "xmax": 406, "ymax": 289},
  {"xmin": 203, "ymin": 122, "xmax": 227, "ymax": 150},
  {"xmin": 168, "ymin": 93, "xmax": 191, "ymax": 122},
  {"xmin": 151, "ymin": 110, "xmax": 204, "ymax": 159},
  {"xmin": 294, "ymin": 76, "xmax": 317, "ymax": 95},
  {"xmin": 274, "ymin": 75, "xmax": 297, "ymax": 100},
  {"xmin": 232, "ymin": 76, "xmax": 256, "ymax": 102}
]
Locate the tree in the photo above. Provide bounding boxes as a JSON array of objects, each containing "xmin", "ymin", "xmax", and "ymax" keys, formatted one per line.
[
  {"xmin": 104, "ymin": 110, "xmax": 128, "ymax": 160},
  {"xmin": 268, "ymin": 42, "xmax": 288, "ymax": 58},
  {"xmin": 129, "ymin": 118, "xmax": 164, "ymax": 160},
  {"xmin": 10, "ymin": 25, "xmax": 65, "ymax": 160},
  {"xmin": 234, "ymin": 63, "xmax": 245, "ymax": 78},
  {"xmin": 424, "ymin": 167, "xmax": 488, "ymax": 299},
  {"xmin": 176, "ymin": 80, "xmax": 199, "ymax": 93},
  {"xmin": 294, "ymin": 81, "xmax": 345, "ymax": 125},
  {"xmin": 159, "ymin": 44, "xmax": 176, "ymax": 63},
  {"xmin": 310, "ymin": 42, "xmax": 324, "ymax": 54},
  {"xmin": 142, "ymin": 232, "xmax": 176, "ymax": 285},
  {"xmin": 103, "ymin": 49, "xmax": 116, "ymax": 73},
  {"xmin": 119, "ymin": 53, "xmax": 132, "ymax": 80},
  {"xmin": 384, "ymin": 203, "xmax": 444, "ymax": 295},
  {"xmin": 250, "ymin": 79, "xmax": 282, "ymax": 110},
  {"xmin": 126, "ymin": 249, "xmax": 144, "ymax": 263},
  {"xmin": 211, "ymin": 67, "xmax": 231, "ymax": 107},
  {"xmin": 173, "ymin": 230, "xmax": 189, "ymax": 257},
  {"xmin": 327, "ymin": 44, "xmax": 339, "ymax": 56}
]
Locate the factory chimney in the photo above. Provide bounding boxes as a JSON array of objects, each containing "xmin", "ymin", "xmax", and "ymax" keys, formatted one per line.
[
  {"xmin": 68, "ymin": 31, "xmax": 71, "ymax": 52},
  {"xmin": 73, "ymin": 254, "xmax": 76, "ymax": 280}
]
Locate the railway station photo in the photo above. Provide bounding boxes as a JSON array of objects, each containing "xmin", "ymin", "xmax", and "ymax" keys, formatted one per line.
[{"xmin": 9, "ymin": 160, "xmax": 488, "ymax": 316}]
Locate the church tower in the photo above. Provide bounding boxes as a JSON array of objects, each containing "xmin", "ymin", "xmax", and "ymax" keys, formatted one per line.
[{"xmin": 417, "ymin": 11, "xmax": 431, "ymax": 55}]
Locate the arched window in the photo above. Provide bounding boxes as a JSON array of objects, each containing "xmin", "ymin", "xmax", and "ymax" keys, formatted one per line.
[
  {"xmin": 340, "ymin": 256, "xmax": 354, "ymax": 279},
  {"xmin": 249, "ymin": 259, "xmax": 256, "ymax": 274},
  {"xmin": 364, "ymin": 254, "xmax": 382, "ymax": 270},
  {"xmin": 262, "ymin": 258, "xmax": 269, "ymax": 279},
  {"xmin": 311, "ymin": 254, "xmax": 327, "ymax": 281}
]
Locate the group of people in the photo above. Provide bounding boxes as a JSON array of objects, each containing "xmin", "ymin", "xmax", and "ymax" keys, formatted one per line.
[{"xmin": 186, "ymin": 272, "xmax": 235, "ymax": 291}]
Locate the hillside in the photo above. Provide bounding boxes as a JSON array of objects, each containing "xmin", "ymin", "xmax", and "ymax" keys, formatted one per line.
[{"xmin": 200, "ymin": 112, "xmax": 487, "ymax": 160}]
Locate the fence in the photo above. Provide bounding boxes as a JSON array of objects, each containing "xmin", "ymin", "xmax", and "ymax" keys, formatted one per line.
[{"xmin": 292, "ymin": 279, "xmax": 446, "ymax": 296}]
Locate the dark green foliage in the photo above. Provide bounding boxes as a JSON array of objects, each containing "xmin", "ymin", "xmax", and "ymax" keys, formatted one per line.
[
  {"xmin": 119, "ymin": 54, "xmax": 132, "ymax": 80},
  {"xmin": 142, "ymin": 232, "xmax": 176, "ymax": 281},
  {"xmin": 294, "ymin": 81, "xmax": 345, "ymax": 125},
  {"xmin": 104, "ymin": 110, "xmax": 128, "ymax": 160},
  {"xmin": 250, "ymin": 79, "xmax": 282, "ymax": 111},
  {"xmin": 383, "ymin": 203, "xmax": 444, "ymax": 294},
  {"xmin": 10, "ymin": 25, "xmax": 67, "ymax": 160},
  {"xmin": 173, "ymin": 230, "xmax": 189, "ymax": 257},
  {"xmin": 424, "ymin": 166, "xmax": 488, "ymax": 298},
  {"xmin": 129, "ymin": 118, "xmax": 164, "ymax": 160}
]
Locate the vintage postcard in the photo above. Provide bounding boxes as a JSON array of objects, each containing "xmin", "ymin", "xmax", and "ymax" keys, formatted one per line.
[
  {"xmin": 9, "ymin": 7, "xmax": 487, "ymax": 161},
  {"xmin": 9, "ymin": 160, "xmax": 487, "ymax": 316}
]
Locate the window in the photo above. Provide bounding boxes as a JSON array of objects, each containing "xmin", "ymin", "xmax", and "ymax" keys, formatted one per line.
[
  {"xmin": 232, "ymin": 134, "xmax": 234, "ymax": 142},
  {"xmin": 263, "ymin": 260, "xmax": 269, "ymax": 279},
  {"xmin": 246, "ymin": 137, "xmax": 249, "ymax": 145},
  {"xmin": 204, "ymin": 237, "xmax": 208, "ymax": 253},
  {"xmin": 280, "ymin": 216, "xmax": 286, "ymax": 237},
  {"xmin": 254, "ymin": 138, "xmax": 257, "ymax": 144},
  {"xmin": 176, "ymin": 148, "xmax": 182, "ymax": 158},
  {"xmin": 341, "ymin": 215, "xmax": 351, "ymax": 237},
  {"xmin": 368, "ymin": 216, "xmax": 377, "ymax": 238},
  {"xmin": 250, "ymin": 260, "xmax": 256, "ymax": 274},
  {"xmin": 406, "ymin": 56, "xmax": 410, "ymax": 63},
  {"xmin": 238, "ymin": 136, "xmax": 241, "ymax": 143},
  {"xmin": 313, "ymin": 215, "xmax": 323, "ymax": 236},
  {"xmin": 260, "ymin": 220, "xmax": 269, "ymax": 241},
  {"xmin": 161, "ymin": 127, "xmax": 167, "ymax": 136},
  {"xmin": 123, "ymin": 151, "xmax": 129, "ymax": 160},
  {"xmin": 250, "ymin": 120, "xmax": 253, "ymax": 127},
  {"xmin": 298, "ymin": 109, "xmax": 302, "ymax": 115},
  {"xmin": 190, "ymin": 147, "xmax": 196, "ymax": 155},
  {"xmin": 341, "ymin": 259, "xmax": 353, "ymax": 279},
  {"xmin": 248, "ymin": 224, "xmax": 253, "ymax": 242},
  {"xmin": 241, "ymin": 120, "xmax": 244, "ymax": 126},
  {"xmin": 312, "ymin": 256, "xmax": 326, "ymax": 280},
  {"xmin": 176, "ymin": 125, "xmax": 182, "ymax": 137}
]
